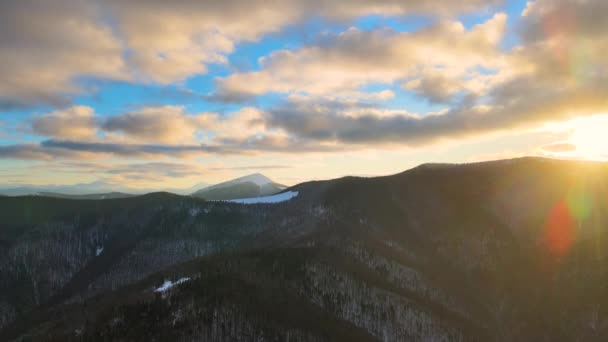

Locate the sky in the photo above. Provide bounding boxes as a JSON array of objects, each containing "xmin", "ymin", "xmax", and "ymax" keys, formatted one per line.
[{"xmin": 1, "ymin": 0, "xmax": 607, "ymax": 189}]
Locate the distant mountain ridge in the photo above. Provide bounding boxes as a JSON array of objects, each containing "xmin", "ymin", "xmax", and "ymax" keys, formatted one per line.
[
  {"xmin": 35, "ymin": 192, "xmax": 134, "ymax": 200},
  {"xmin": 0, "ymin": 181, "xmax": 208, "ymax": 197},
  {"xmin": 0, "ymin": 173, "xmax": 285, "ymax": 201},
  {"xmin": 0, "ymin": 181, "xmax": 127, "ymax": 196}
]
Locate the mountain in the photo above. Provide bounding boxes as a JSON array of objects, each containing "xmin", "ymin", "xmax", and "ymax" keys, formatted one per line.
[
  {"xmin": 163, "ymin": 182, "xmax": 209, "ymax": 195},
  {"xmin": 0, "ymin": 158, "xmax": 607, "ymax": 341},
  {"xmin": 192, "ymin": 173, "xmax": 286, "ymax": 200},
  {"xmin": 0, "ymin": 182, "xmax": 209, "ymax": 198},
  {"xmin": 214, "ymin": 173, "xmax": 275, "ymax": 187},
  {"xmin": 35, "ymin": 192, "xmax": 135, "ymax": 200},
  {"xmin": 0, "ymin": 181, "xmax": 128, "ymax": 196}
]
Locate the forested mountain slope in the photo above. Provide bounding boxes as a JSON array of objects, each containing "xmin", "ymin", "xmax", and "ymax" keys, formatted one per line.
[{"xmin": 1, "ymin": 157, "xmax": 607, "ymax": 341}]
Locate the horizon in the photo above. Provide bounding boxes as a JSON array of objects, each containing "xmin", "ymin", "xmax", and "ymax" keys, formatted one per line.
[
  {"xmin": 1, "ymin": 0, "xmax": 607, "ymax": 189},
  {"xmin": 1, "ymin": 156, "xmax": 604, "ymax": 192}
]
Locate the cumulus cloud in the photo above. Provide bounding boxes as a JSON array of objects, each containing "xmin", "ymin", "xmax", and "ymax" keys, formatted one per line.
[
  {"xmin": 219, "ymin": 0, "xmax": 607, "ymax": 148},
  {"xmin": 0, "ymin": 0, "xmax": 127, "ymax": 108},
  {"xmin": 100, "ymin": 105, "xmax": 269, "ymax": 144},
  {"xmin": 3, "ymin": 0, "xmax": 607, "ymax": 169},
  {"xmin": 102, "ymin": 106, "xmax": 214, "ymax": 144},
  {"xmin": 264, "ymin": 72, "xmax": 608, "ymax": 146},
  {"xmin": 25, "ymin": 104, "xmax": 270, "ymax": 147},
  {"xmin": 31, "ymin": 106, "xmax": 97, "ymax": 139},
  {"xmin": 0, "ymin": 0, "xmax": 498, "ymax": 107},
  {"xmin": 0, "ymin": 104, "xmax": 337, "ymax": 161},
  {"xmin": 215, "ymin": 13, "xmax": 508, "ymax": 101},
  {"xmin": 404, "ymin": 76, "xmax": 464, "ymax": 104},
  {"xmin": 102, "ymin": 0, "xmax": 504, "ymax": 83},
  {"xmin": 514, "ymin": 0, "xmax": 608, "ymax": 84},
  {"xmin": 521, "ymin": 0, "xmax": 608, "ymax": 42}
]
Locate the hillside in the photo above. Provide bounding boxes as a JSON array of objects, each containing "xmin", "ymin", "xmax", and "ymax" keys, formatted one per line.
[{"xmin": 0, "ymin": 158, "xmax": 607, "ymax": 341}]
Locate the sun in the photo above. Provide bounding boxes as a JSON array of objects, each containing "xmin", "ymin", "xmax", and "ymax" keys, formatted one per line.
[
  {"xmin": 544, "ymin": 114, "xmax": 608, "ymax": 161},
  {"xmin": 568, "ymin": 115, "xmax": 608, "ymax": 160}
]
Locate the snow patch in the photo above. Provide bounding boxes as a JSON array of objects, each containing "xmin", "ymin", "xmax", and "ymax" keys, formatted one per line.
[
  {"xmin": 95, "ymin": 246, "xmax": 104, "ymax": 256},
  {"xmin": 155, "ymin": 277, "xmax": 191, "ymax": 293},
  {"xmin": 227, "ymin": 191, "xmax": 299, "ymax": 204},
  {"xmin": 189, "ymin": 207, "xmax": 201, "ymax": 217}
]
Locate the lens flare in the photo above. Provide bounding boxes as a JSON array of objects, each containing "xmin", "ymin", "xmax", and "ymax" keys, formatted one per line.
[
  {"xmin": 544, "ymin": 183, "xmax": 593, "ymax": 258},
  {"xmin": 567, "ymin": 185, "xmax": 592, "ymax": 222},
  {"xmin": 544, "ymin": 199, "xmax": 575, "ymax": 257}
]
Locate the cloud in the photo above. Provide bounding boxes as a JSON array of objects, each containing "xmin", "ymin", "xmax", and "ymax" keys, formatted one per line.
[
  {"xmin": 521, "ymin": 0, "xmax": 608, "ymax": 43},
  {"xmin": 106, "ymin": 0, "xmax": 503, "ymax": 84},
  {"xmin": 102, "ymin": 106, "xmax": 215, "ymax": 144},
  {"xmin": 0, "ymin": 0, "xmax": 127, "ymax": 108},
  {"xmin": 34, "ymin": 161, "xmax": 207, "ymax": 178},
  {"xmin": 404, "ymin": 76, "xmax": 464, "ymax": 104},
  {"xmin": 239, "ymin": 1, "xmax": 608, "ymax": 148},
  {"xmin": 31, "ymin": 106, "xmax": 97, "ymax": 139},
  {"xmin": 40, "ymin": 140, "xmax": 222, "ymax": 157},
  {"xmin": 103, "ymin": 162, "xmax": 208, "ymax": 179},
  {"xmin": 0, "ymin": 0, "xmax": 499, "ymax": 108},
  {"xmin": 7, "ymin": 104, "xmax": 304, "ymax": 160},
  {"xmin": 26, "ymin": 105, "xmax": 270, "ymax": 146},
  {"xmin": 541, "ymin": 142, "xmax": 577, "ymax": 152},
  {"xmin": 205, "ymin": 107, "xmax": 267, "ymax": 140},
  {"xmin": 0, "ymin": 142, "xmax": 96, "ymax": 161},
  {"xmin": 215, "ymin": 13, "xmax": 508, "ymax": 101},
  {"xmin": 19, "ymin": 160, "xmax": 213, "ymax": 188},
  {"xmin": 0, "ymin": 134, "xmax": 341, "ymax": 161},
  {"xmin": 4, "ymin": 0, "xmax": 607, "ymax": 167},
  {"xmin": 515, "ymin": 0, "xmax": 608, "ymax": 83},
  {"xmin": 109, "ymin": 106, "xmax": 269, "ymax": 143},
  {"xmin": 264, "ymin": 73, "xmax": 608, "ymax": 146}
]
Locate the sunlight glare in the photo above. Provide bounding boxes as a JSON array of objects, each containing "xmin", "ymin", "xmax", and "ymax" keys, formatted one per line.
[{"xmin": 544, "ymin": 114, "xmax": 608, "ymax": 161}]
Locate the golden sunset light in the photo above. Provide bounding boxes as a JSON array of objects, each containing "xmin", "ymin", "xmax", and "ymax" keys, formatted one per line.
[{"xmin": 1, "ymin": 1, "xmax": 607, "ymax": 341}]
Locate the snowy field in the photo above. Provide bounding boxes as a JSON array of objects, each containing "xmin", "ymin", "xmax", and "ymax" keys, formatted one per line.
[{"xmin": 226, "ymin": 191, "xmax": 299, "ymax": 204}]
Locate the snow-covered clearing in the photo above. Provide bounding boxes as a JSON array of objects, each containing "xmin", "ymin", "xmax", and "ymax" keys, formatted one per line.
[{"xmin": 227, "ymin": 191, "xmax": 299, "ymax": 204}]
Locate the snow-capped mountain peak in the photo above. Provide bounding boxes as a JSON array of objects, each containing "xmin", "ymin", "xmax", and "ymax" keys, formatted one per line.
[{"xmin": 229, "ymin": 173, "xmax": 274, "ymax": 186}]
